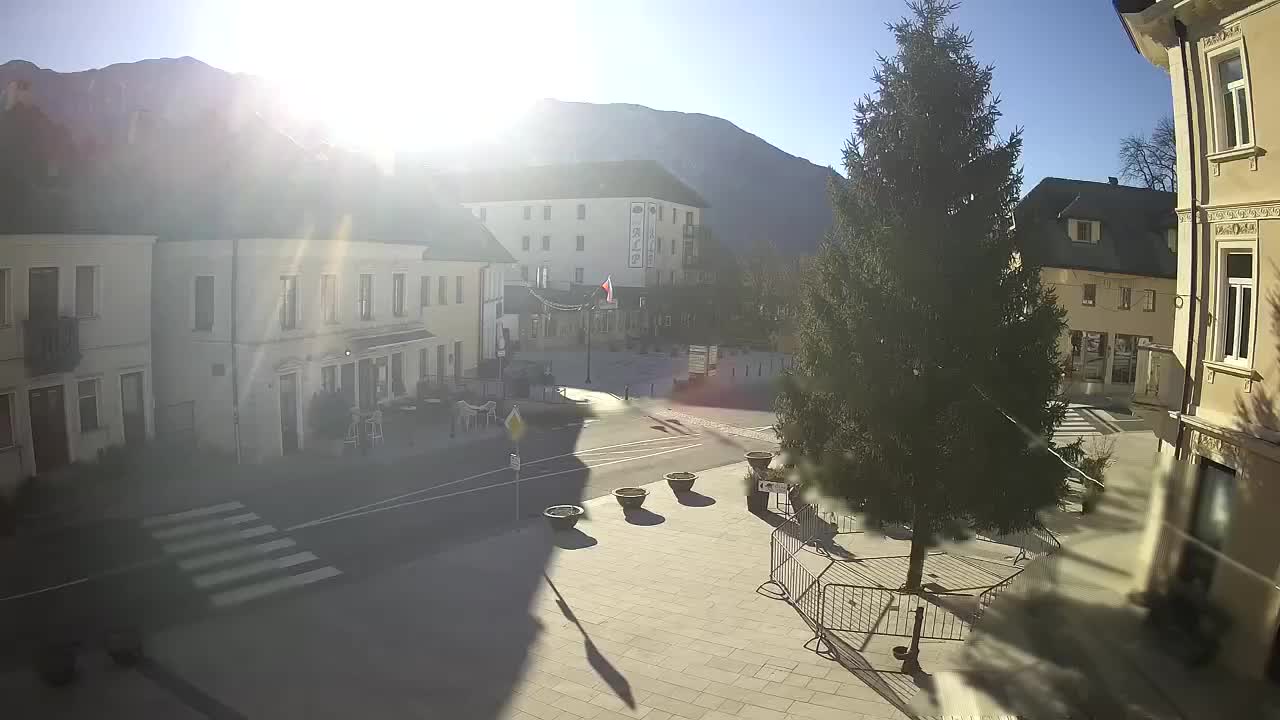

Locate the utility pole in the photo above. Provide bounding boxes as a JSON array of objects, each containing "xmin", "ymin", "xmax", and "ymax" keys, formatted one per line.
[{"xmin": 584, "ymin": 286, "xmax": 600, "ymax": 385}]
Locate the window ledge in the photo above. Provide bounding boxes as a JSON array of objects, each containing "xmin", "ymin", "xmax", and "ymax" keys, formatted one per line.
[
  {"xmin": 1204, "ymin": 360, "xmax": 1259, "ymax": 382},
  {"xmin": 1207, "ymin": 145, "xmax": 1264, "ymax": 172}
]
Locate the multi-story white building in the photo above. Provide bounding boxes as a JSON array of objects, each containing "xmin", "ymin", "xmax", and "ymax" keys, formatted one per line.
[
  {"xmin": 443, "ymin": 160, "xmax": 711, "ymax": 292},
  {"xmin": 0, "ymin": 234, "xmax": 156, "ymax": 495},
  {"xmin": 152, "ymin": 227, "xmax": 511, "ymax": 461}
]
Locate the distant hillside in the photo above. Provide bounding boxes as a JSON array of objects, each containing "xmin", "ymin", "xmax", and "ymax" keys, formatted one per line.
[
  {"xmin": 420, "ymin": 100, "xmax": 835, "ymax": 254},
  {"xmin": 1, "ymin": 59, "xmax": 833, "ymax": 253}
]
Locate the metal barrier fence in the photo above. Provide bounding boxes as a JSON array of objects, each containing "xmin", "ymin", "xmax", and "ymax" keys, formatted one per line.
[{"xmin": 819, "ymin": 584, "xmax": 978, "ymax": 641}]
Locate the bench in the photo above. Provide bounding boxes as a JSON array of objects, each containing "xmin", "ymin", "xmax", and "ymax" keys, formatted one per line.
[{"xmin": 1145, "ymin": 581, "xmax": 1231, "ymax": 667}]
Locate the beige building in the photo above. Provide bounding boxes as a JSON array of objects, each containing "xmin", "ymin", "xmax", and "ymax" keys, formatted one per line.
[
  {"xmin": 0, "ymin": 235, "xmax": 156, "ymax": 496},
  {"xmin": 1119, "ymin": 0, "xmax": 1280, "ymax": 682},
  {"xmin": 1018, "ymin": 177, "xmax": 1178, "ymax": 399}
]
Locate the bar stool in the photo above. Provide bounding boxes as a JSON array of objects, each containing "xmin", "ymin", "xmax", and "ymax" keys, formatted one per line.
[
  {"xmin": 343, "ymin": 410, "xmax": 360, "ymax": 451},
  {"xmin": 366, "ymin": 409, "xmax": 384, "ymax": 446}
]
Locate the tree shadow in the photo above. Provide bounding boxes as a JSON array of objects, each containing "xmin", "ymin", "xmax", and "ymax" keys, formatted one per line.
[
  {"xmin": 1233, "ymin": 277, "xmax": 1280, "ymax": 441},
  {"xmin": 553, "ymin": 528, "xmax": 598, "ymax": 550},
  {"xmin": 543, "ymin": 572, "xmax": 635, "ymax": 709},
  {"xmin": 676, "ymin": 491, "xmax": 716, "ymax": 507},
  {"xmin": 623, "ymin": 508, "xmax": 665, "ymax": 526}
]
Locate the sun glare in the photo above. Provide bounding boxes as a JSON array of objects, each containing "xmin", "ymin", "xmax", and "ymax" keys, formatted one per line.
[{"xmin": 237, "ymin": 0, "xmax": 580, "ymax": 153}]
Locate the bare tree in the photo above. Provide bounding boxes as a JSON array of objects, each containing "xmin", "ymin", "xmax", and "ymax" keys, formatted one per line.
[{"xmin": 1119, "ymin": 116, "xmax": 1177, "ymax": 192}]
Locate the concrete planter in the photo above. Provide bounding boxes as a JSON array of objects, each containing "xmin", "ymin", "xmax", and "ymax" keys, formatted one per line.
[
  {"xmin": 612, "ymin": 487, "xmax": 649, "ymax": 511},
  {"xmin": 665, "ymin": 471, "xmax": 697, "ymax": 494},
  {"xmin": 544, "ymin": 505, "xmax": 584, "ymax": 531}
]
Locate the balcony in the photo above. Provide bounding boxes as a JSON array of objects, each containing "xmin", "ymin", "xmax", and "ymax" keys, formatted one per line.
[{"xmin": 23, "ymin": 316, "xmax": 80, "ymax": 376}]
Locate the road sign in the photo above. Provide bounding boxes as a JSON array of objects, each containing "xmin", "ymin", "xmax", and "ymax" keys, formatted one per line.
[
  {"xmin": 510, "ymin": 453, "xmax": 521, "ymax": 470},
  {"xmin": 505, "ymin": 405, "xmax": 526, "ymax": 442}
]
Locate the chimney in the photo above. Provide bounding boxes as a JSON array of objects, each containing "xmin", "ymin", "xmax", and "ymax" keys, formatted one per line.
[{"xmin": 1108, "ymin": 176, "xmax": 1119, "ymax": 185}]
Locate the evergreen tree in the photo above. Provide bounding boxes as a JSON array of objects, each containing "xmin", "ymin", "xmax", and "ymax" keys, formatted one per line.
[{"xmin": 776, "ymin": 0, "xmax": 1069, "ymax": 590}]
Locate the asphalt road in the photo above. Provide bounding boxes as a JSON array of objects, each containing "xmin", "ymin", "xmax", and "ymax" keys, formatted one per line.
[{"xmin": 0, "ymin": 396, "xmax": 779, "ymax": 668}]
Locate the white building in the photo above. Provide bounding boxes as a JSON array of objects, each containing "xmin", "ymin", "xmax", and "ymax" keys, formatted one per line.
[
  {"xmin": 153, "ymin": 229, "xmax": 511, "ymax": 461},
  {"xmin": 0, "ymin": 234, "xmax": 156, "ymax": 495},
  {"xmin": 443, "ymin": 160, "xmax": 711, "ymax": 292}
]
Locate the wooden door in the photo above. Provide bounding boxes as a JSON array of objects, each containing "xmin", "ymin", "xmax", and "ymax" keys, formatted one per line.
[
  {"xmin": 279, "ymin": 372, "xmax": 299, "ymax": 455},
  {"xmin": 29, "ymin": 385, "xmax": 68, "ymax": 472},
  {"xmin": 120, "ymin": 371, "xmax": 146, "ymax": 446}
]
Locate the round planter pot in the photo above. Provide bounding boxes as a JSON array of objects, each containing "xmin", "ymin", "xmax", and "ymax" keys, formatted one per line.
[
  {"xmin": 544, "ymin": 505, "xmax": 584, "ymax": 531},
  {"xmin": 613, "ymin": 487, "xmax": 649, "ymax": 511},
  {"xmin": 665, "ymin": 471, "xmax": 697, "ymax": 494},
  {"xmin": 744, "ymin": 451, "xmax": 775, "ymax": 473}
]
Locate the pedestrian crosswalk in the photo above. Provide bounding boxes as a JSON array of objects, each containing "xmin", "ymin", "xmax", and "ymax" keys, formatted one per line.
[
  {"xmin": 1050, "ymin": 407, "xmax": 1104, "ymax": 444},
  {"xmin": 143, "ymin": 501, "xmax": 340, "ymax": 608}
]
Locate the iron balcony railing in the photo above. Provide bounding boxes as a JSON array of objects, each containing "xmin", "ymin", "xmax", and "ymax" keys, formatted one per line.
[{"xmin": 23, "ymin": 315, "xmax": 80, "ymax": 375}]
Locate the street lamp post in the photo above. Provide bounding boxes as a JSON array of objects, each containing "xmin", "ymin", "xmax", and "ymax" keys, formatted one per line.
[{"xmin": 584, "ymin": 286, "xmax": 600, "ymax": 385}]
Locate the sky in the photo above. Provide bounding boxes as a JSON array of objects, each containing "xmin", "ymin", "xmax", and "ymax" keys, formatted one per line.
[{"xmin": 3, "ymin": 0, "xmax": 1173, "ymax": 189}]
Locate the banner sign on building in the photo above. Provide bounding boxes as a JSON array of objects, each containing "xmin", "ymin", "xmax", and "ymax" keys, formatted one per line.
[
  {"xmin": 628, "ymin": 202, "xmax": 645, "ymax": 268},
  {"xmin": 646, "ymin": 202, "xmax": 658, "ymax": 267}
]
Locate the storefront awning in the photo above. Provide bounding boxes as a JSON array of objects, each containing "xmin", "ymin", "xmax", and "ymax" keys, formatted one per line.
[{"xmin": 350, "ymin": 328, "xmax": 435, "ymax": 353}]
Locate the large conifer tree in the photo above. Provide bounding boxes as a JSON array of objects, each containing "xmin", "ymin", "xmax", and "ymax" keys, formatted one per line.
[{"xmin": 776, "ymin": 0, "xmax": 1069, "ymax": 590}]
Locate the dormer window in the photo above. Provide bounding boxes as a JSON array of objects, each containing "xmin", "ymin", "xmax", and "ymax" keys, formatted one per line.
[{"xmin": 1068, "ymin": 218, "xmax": 1099, "ymax": 245}]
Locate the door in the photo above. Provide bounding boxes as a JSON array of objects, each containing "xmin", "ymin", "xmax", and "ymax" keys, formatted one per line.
[
  {"xmin": 436, "ymin": 345, "xmax": 446, "ymax": 386},
  {"xmin": 120, "ymin": 371, "xmax": 146, "ymax": 446},
  {"xmin": 358, "ymin": 359, "xmax": 375, "ymax": 411},
  {"xmin": 340, "ymin": 363, "xmax": 356, "ymax": 408},
  {"xmin": 279, "ymin": 372, "xmax": 299, "ymax": 455},
  {"xmin": 29, "ymin": 385, "xmax": 68, "ymax": 473},
  {"xmin": 28, "ymin": 267, "xmax": 59, "ymax": 318},
  {"xmin": 453, "ymin": 341, "xmax": 463, "ymax": 381}
]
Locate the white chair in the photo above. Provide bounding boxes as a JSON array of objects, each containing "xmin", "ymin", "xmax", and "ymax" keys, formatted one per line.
[
  {"xmin": 343, "ymin": 411, "xmax": 360, "ymax": 451},
  {"xmin": 366, "ymin": 409, "xmax": 384, "ymax": 446},
  {"xmin": 481, "ymin": 401, "xmax": 498, "ymax": 427}
]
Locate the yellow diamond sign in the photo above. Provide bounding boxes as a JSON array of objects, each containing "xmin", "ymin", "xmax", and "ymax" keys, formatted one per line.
[{"xmin": 505, "ymin": 405, "xmax": 526, "ymax": 442}]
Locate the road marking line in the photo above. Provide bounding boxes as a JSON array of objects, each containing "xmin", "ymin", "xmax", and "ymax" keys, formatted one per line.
[
  {"xmin": 178, "ymin": 538, "xmax": 298, "ymax": 571},
  {"xmin": 163, "ymin": 525, "xmax": 277, "ymax": 555},
  {"xmin": 210, "ymin": 566, "xmax": 341, "ymax": 607},
  {"xmin": 149, "ymin": 513, "xmax": 261, "ymax": 540},
  {"xmin": 193, "ymin": 551, "xmax": 319, "ymax": 589},
  {"xmin": 289, "ymin": 443, "xmax": 702, "ymax": 531},
  {"xmin": 289, "ymin": 434, "xmax": 699, "ymax": 529},
  {"xmin": 141, "ymin": 502, "xmax": 245, "ymax": 527}
]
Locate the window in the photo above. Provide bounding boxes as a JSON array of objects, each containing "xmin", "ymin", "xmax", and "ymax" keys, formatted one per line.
[
  {"xmin": 321, "ymin": 365, "xmax": 337, "ymax": 393},
  {"xmin": 574, "ymin": 267, "xmax": 584, "ymax": 284},
  {"xmin": 391, "ymin": 352, "xmax": 405, "ymax": 395},
  {"xmin": 1167, "ymin": 228, "xmax": 1178, "ymax": 254},
  {"xmin": 75, "ymin": 265, "xmax": 96, "ymax": 317},
  {"xmin": 420, "ymin": 276, "xmax": 431, "ymax": 307},
  {"xmin": 577, "ymin": 203, "xmax": 586, "ymax": 220},
  {"xmin": 521, "ymin": 235, "xmax": 530, "ymax": 251},
  {"xmin": 576, "ymin": 235, "xmax": 584, "ymax": 251},
  {"xmin": 1070, "ymin": 219, "xmax": 1097, "ymax": 244},
  {"xmin": 392, "ymin": 273, "xmax": 406, "ymax": 316},
  {"xmin": 686, "ymin": 211, "xmax": 694, "ymax": 226},
  {"xmin": 359, "ymin": 274, "xmax": 373, "ymax": 320},
  {"xmin": 1118, "ymin": 287, "xmax": 1131, "ymax": 311},
  {"xmin": 78, "ymin": 378, "xmax": 99, "ymax": 432},
  {"xmin": 280, "ymin": 276, "xmax": 298, "ymax": 329},
  {"xmin": 374, "ymin": 357, "xmax": 388, "ymax": 399},
  {"xmin": 520, "ymin": 265, "xmax": 529, "ymax": 281},
  {"xmin": 0, "ymin": 393, "xmax": 13, "ymax": 448},
  {"xmin": 194, "ymin": 275, "xmax": 215, "ymax": 330},
  {"xmin": 543, "ymin": 205, "xmax": 552, "ymax": 220},
  {"xmin": 477, "ymin": 207, "xmax": 487, "ymax": 222},
  {"xmin": 659, "ymin": 205, "xmax": 664, "ymax": 221},
  {"xmin": 438, "ymin": 276, "xmax": 448, "ymax": 305},
  {"xmin": 669, "ymin": 270, "xmax": 675, "ymax": 285},
  {"xmin": 1112, "ymin": 334, "xmax": 1139, "ymax": 384},
  {"xmin": 321, "ymin": 274, "xmax": 338, "ymax": 324},
  {"xmin": 1082, "ymin": 283, "xmax": 1096, "ymax": 306},
  {"xmin": 419, "ymin": 347, "xmax": 429, "ymax": 379},
  {"xmin": 0, "ymin": 268, "xmax": 9, "ymax": 326},
  {"xmin": 541, "ymin": 235, "xmax": 550, "ymax": 251},
  {"xmin": 656, "ymin": 237, "xmax": 662, "ymax": 253},
  {"xmin": 671, "ymin": 239, "xmax": 676, "ymax": 255},
  {"xmin": 523, "ymin": 206, "xmax": 532, "ymax": 220},
  {"xmin": 1215, "ymin": 53, "xmax": 1252, "ymax": 150},
  {"xmin": 1083, "ymin": 331, "xmax": 1107, "ymax": 381},
  {"xmin": 1221, "ymin": 251, "xmax": 1254, "ymax": 363},
  {"xmin": 455, "ymin": 275, "xmax": 464, "ymax": 304},
  {"xmin": 1142, "ymin": 289, "xmax": 1156, "ymax": 313}
]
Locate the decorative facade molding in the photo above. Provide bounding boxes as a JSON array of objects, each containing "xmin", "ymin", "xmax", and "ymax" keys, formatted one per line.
[
  {"xmin": 1212, "ymin": 220, "xmax": 1258, "ymax": 237},
  {"xmin": 1200, "ymin": 23, "xmax": 1241, "ymax": 49},
  {"xmin": 1204, "ymin": 204, "xmax": 1280, "ymax": 222}
]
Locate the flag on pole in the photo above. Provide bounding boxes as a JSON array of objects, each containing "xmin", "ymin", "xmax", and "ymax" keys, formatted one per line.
[{"xmin": 600, "ymin": 275, "xmax": 614, "ymax": 304}]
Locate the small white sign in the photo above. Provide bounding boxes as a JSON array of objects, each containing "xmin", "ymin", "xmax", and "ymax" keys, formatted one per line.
[
  {"xmin": 510, "ymin": 453, "xmax": 521, "ymax": 470},
  {"xmin": 758, "ymin": 480, "xmax": 789, "ymax": 494}
]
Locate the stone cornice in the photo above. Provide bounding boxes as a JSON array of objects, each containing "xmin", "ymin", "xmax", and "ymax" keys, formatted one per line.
[{"xmin": 1176, "ymin": 203, "xmax": 1280, "ymax": 222}]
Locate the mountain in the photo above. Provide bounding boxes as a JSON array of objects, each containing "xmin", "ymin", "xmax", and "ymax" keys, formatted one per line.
[
  {"xmin": 417, "ymin": 100, "xmax": 836, "ymax": 254},
  {"xmin": 1, "ymin": 58, "xmax": 834, "ymax": 253}
]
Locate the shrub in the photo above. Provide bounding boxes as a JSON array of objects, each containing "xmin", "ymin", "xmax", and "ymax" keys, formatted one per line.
[{"xmin": 309, "ymin": 391, "xmax": 352, "ymax": 440}]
